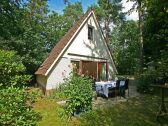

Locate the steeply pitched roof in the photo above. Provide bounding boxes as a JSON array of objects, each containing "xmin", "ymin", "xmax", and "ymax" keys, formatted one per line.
[{"xmin": 35, "ymin": 9, "xmax": 93, "ymax": 75}]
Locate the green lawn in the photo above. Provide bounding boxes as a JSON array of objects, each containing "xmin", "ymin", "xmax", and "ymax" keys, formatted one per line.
[
  {"xmin": 80, "ymin": 95, "xmax": 168, "ymax": 126},
  {"xmin": 33, "ymin": 95, "xmax": 168, "ymax": 126},
  {"xmin": 33, "ymin": 98, "xmax": 80, "ymax": 126}
]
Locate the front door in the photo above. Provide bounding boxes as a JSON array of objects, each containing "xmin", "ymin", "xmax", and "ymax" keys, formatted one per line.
[{"xmin": 98, "ymin": 62, "xmax": 108, "ymax": 81}]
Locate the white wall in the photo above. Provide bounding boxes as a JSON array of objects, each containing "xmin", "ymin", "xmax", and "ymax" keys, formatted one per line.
[
  {"xmin": 64, "ymin": 16, "xmax": 110, "ymax": 59},
  {"xmin": 46, "ymin": 57, "xmax": 71, "ymax": 90}
]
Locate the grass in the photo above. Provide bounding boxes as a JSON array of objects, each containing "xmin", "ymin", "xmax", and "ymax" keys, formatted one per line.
[
  {"xmin": 80, "ymin": 95, "xmax": 168, "ymax": 126},
  {"xmin": 33, "ymin": 98, "xmax": 80, "ymax": 126},
  {"xmin": 33, "ymin": 92, "xmax": 168, "ymax": 126}
]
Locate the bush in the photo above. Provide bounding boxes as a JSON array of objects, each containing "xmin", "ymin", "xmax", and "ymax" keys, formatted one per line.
[
  {"xmin": 0, "ymin": 50, "xmax": 31, "ymax": 87},
  {"xmin": 62, "ymin": 73, "xmax": 93, "ymax": 116},
  {"xmin": 0, "ymin": 50, "xmax": 40, "ymax": 125},
  {"xmin": 137, "ymin": 70, "xmax": 157, "ymax": 93},
  {"xmin": 48, "ymin": 87, "xmax": 67, "ymax": 100},
  {"xmin": 0, "ymin": 86, "xmax": 41, "ymax": 126}
]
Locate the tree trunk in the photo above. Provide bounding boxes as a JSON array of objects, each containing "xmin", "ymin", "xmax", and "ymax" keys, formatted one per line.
[{"xmin": 138, "ymin": 0, "xmax": 144, "ymax": 74}]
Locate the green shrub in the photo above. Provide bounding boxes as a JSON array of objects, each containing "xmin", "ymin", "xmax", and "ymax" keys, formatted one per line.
[
  {"xmin": 48, "ymin": 87, "xmax": 67, "ymax": 100},
  {"xmin": 62, "ymin": 73, "xmax": 93, "ymax": 116},
  {"xmin": 137, "ymin": 70, "xmax": 157, "ymax": 93},
  {"xmin": 0, "ymin": 86, "xmax": 41, "ymax": 126},
  {"xmin": 0, "ymin": 50, "xmax": 40, "ymax": 125},
  {"xmin": 55, "ymin": 106, "xmax": 68, "ymax": 121},
  {"xmin": 0, "ymin": 50, "xmax": 31, "ymax": 87}
]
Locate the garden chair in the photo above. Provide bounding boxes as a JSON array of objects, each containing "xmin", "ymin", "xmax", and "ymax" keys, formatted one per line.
[
  {"xmin": 115, "ymin": 80, "xmax": 121, "ymax": 100},
  {"xmin": 92, "ymin": 79, "xmax": 96, "ymax": 91},
  {"xmin": 108, "ymin": 80, "xmax": 119, "ymax": 98},
  {"xmin": 125, "ymin": 79, "xmax": 129, "ymax": 97},
  {"xmin": 120, "ymin": 79, "xmax": 129, "ymax": 98}
]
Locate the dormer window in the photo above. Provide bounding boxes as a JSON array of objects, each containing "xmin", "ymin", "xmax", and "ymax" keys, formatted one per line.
[{"xmin": 88, "ymin": 25, "xmax": 93, "ymax": 40}]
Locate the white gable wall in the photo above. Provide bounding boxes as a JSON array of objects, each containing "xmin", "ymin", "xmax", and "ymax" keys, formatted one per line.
[
  {"xmin": 64, "ymin": 15, "xmax": 109, "ymax": 58},
  {"xmin": 64, "ymin": 14, "xmax": 116, "ymax": 79}
]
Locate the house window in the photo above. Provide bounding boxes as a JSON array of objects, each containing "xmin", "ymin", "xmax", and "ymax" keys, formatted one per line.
[
  {"xmin": 71, "ymin": 61, "xmax": 79, "ymax": 73},
  {"xmin": 88, "ymin": 25, "xmax": 93, "ymax": 40}
]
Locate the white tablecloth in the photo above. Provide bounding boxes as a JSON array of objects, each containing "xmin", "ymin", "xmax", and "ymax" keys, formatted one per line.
[{"xmin": 95, "ymin": 81, "xmax": 116, "ymax": 98}]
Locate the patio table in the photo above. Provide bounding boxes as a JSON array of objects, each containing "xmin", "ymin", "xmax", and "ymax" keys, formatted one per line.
[
  {"xmin": 151, "ymin": 84, "xmax": 168, "ymax": 119},
  {"xmin": 95, "ymin": 81, "xmax": 116, "ymax": 98}
]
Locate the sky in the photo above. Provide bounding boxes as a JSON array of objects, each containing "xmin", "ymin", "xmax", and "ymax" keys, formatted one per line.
[
  {"xmin": 48, "ymin": 0, "xmax": 97, "ymax": 14},
  {"xmin": 122, "ymin": 0, "xmax": 138, "ymax": 20},
  {"xmin": 47, "ymin": 0, "xmax": 138, "ymax": 20}
]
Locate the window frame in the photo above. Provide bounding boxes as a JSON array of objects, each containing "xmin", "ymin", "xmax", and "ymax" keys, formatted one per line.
[
  {"xmin": 88, "ymin": 25, "xmax": 94, "ymax": 40},
  {"xmin": 71, "ymin": 60, "xmax": 80, "ymax": 73}
]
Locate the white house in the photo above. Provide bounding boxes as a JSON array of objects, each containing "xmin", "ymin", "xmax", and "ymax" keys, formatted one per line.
[{"xmin": 35, "ymin": 9, "xmax": 117, "ymax": 93}]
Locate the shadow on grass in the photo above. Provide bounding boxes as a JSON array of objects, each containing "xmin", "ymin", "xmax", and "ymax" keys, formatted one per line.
[{"xmin": 80, "ymin": 95, "xmax": 168, "ymax": 126}]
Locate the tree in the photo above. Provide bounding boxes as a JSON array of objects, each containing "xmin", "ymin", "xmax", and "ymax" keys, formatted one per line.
[
  {"xmin": 128, "ymin": 0, "xmax": 145, "ymax": 73},
  {"xmin": 110, "ymin": 20, "xmax": 140, "ymax": 74},
  {"xmin": 45, "ymin": 12, "xmax": 66, "ymax": 50},
  {"xmin": 0, "ymin": 0, "xmax": 23, "ymax": 39},
  {"xmin": 137, "ymin": 0, "xmax": 144, "ymax": 73},
  {"xmin": 0, "ymin": 0, "xmax": 84, "ymax": 82},
  {"xmin": 137, "ymin": 0, "xmax": 168, "ymax": 91},
  {"xmin": 144, "ymin": 0, "xmax": 168, "ymax": 62},
  {"xmin": 143, "ymin": 0, "xmax": 168, "ymax": 83},
  {"xmin": 45, "ymin": 2, "xmax": 83, "ymax": 50},
  {"xmin": 90, "ymin": 0, "xmax": 125, "ymax": 43},
  {"xmin": 0, "ymin": 0, "xmax": 49, "ymax": 76},
  {"xmin": 63, "ymin": 2, "xmax": 83, "ymax": 31},
  {"xmin": 19, "ymin": 0, "xmax": 49, "ymax": 74}
]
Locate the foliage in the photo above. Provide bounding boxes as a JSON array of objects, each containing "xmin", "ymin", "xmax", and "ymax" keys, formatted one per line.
[
  {"xmin": 55, "ymin": 106, "xmax": 69, "ymax": 121},
  {"xmin": 128, "ymin": 0, "xmax": 145, "ymax": 73},
  {"xmin": 63, "ymin": 1, "xmax": 83, "ymax": 29},
  {"xmin": 0, "ymin": 0, "xmax": 49, "ymax": 77},
  {"xmin": 45, "ymin": 12, "xmax": 66, "ymax": 50},
  {"xmin": 110, "ymin": 20, "xmax": 140, "ymax": 74},
  {"xmin": 144, "ymin": 0, "xmax": 168, "ymax": 63},
  {"xmin": 137, "ymin": 70, "xmax": 157, "ymax": 93},
  {"xmin": 0, "ymin": 0, "xmax": 84, "ymax": 83},
  {"xmin": 47, "ymin": 87, "xmax": 67, "ymax": 100},
  {"xmin": 45, "ymin": 2, "xmax": 83, "ymax": 50},
  {"xmin": 0, "ymin": 50, "xmax": 31, "ymax": 87},
  {"xmin": 62, "ymin": 73, "xmax": 93, "ymax": 116},
  {"xmin": 0, "ymin": 0, "xmax": 22, "ymax": 39},
  {"xmin": 0, "ymin": 86, "xmax": 41, "ymax": 126},
  {"xmin": 142, "ymin": 0, "xmax": 168, "ymax": 84},
  {"xmin": 0, "ymin": 50, "xmax": 40, "ymax": 125},
  {"xmin": 155, "ymin": 47, "xmax": 168, "ymax": 83},
  {"xmin": 0, "ymin": 1, "xmax": 85, "ymax": 125}
]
